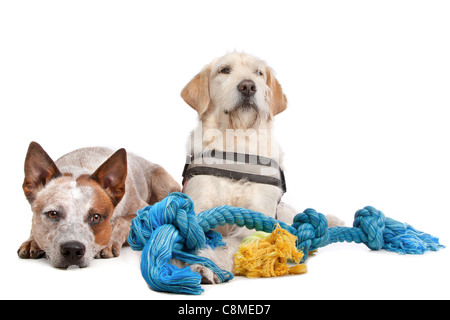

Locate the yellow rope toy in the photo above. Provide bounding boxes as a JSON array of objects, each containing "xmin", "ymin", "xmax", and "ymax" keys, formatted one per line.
[{"xmin": 234, "ymin": 225, "xmax": 307, "ymax": 278}]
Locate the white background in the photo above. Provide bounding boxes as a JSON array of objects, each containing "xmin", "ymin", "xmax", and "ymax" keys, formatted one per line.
[{"xmin": 1, "ymin": 0, "xmax": 449, "ymax": 300}]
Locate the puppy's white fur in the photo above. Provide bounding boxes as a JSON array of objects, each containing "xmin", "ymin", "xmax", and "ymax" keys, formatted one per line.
[{"xmin": 181, "ymin": 52, "xmax": 294, "ymax": 283}]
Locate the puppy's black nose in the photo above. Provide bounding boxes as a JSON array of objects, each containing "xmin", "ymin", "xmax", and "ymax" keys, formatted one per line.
[
  {"xmin": 238, "ymin": 80, "xmax": 257, "ymax": 97},
  {"xmin": 60, "ymin": 241, "xmax": 86, "ymax": 263}
]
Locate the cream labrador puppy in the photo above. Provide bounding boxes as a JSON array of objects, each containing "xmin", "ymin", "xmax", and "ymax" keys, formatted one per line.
[{"xmin": 181, "ymin": 52, "xmax": 307, "ymax": 283}]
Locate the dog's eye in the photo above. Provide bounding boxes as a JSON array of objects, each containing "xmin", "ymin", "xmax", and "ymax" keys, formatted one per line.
[
  {"xmin": 255, "ymin": 69, "xmax": 264, "ymax": 77},
  {"xmin": 46, "ymin": 211, "xmax": 59, "ymax": 220},
  {"xmin": 90, "ymin": 214, "xmax": 103, "ymax": 224},
  {"xmin": 219, "ymin": 67, "xmax": 231, "ymax": 74}
]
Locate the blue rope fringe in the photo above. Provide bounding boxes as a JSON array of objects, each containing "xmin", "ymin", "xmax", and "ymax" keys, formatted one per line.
[{"xmin": 128, "ymin": 192, "xmax": 444, "ymax": 295}]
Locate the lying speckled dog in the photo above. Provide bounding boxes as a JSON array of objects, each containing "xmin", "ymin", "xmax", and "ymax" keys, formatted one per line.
[{"xmin": 18, "ymin": 142, "xmax": 180, "ymax": 268}]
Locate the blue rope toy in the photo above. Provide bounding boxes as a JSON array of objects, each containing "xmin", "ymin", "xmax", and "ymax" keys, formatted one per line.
[{"xmin": 128, "ymin": 192, "xmax": 444, "ymax": 295}]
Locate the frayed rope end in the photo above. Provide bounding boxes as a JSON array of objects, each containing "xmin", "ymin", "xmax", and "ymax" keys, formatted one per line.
[{"xmin": 382, "ymin": 217, "xmax": 445, "ymax": 255}]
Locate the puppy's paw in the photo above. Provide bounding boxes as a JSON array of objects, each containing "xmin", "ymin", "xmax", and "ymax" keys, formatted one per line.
[
  {"xmin": 18, "ymin": 239, "xmax": 45, "ymax": 259},
  {"xmin": 191, "ymin": 264, "xmax": 220, "ymax": 284},
  {"xmin": 96, "ymin": 241, "xmax": 121, "ymax": 259}
]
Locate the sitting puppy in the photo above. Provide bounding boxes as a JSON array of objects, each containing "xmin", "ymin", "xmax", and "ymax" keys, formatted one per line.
[
  {"xmin": 180, "ymin": 52, "xmax": 297, "ymax": 283},
  {"xmin": 18, "ymin": 142, "xmax": 180, "ymax": 268}
]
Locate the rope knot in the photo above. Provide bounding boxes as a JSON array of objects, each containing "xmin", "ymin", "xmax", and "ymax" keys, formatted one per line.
[
  {"xmin": 292, "ymin": 208, "xmax": 329, "ymax": 255},
  {"xmin": 128, "ymin": 192, "xmax": 206, "ymax": 252},
  {"xmin": 164, "ymin": 193, "xmax": 206, "ymax": 251},
  {"xmin": 353, "ymin": 206, "xmax": 385, "ymax": 250}
]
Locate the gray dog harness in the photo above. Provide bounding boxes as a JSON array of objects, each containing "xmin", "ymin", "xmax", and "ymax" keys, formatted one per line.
[{"xmin": 182, "ymin": 150, "xmax": 286, "ymax": 194}]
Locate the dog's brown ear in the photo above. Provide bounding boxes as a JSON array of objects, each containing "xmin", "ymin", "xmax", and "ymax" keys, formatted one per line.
[
  {"xmin": 181, "ymin": 65, "xmax": 211, "ymax": 116},
  {"xmin": 266, "ymin": 67, "xmax": 287, "ymax": 116},
  {"xmin": 23, "ymin": 142, "xmax": 62, "ymax": 203},
  {"xmin": 90, "ymin": 149, "xmax": 128, "ymax": 206}
]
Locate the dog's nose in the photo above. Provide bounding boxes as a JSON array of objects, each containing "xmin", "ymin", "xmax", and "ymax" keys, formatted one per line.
[
  {"xmin": 237, "ymin": 80, "xmax": 257, "ymax": 97},
  {"xmin": 60, "ymin": 241, "xmax": 86, "ymax": 263}
]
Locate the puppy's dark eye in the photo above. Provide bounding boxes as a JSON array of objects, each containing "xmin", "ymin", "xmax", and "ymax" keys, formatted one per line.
[
  {"xmin": 255, "ymin": 69, "xmax": 264, "ymax": 77},
  {"xmin": 89, "ymin": 214, "xmax": 103, "ymax": 224},
  {"xmin": 219, "ymin": 67, "xmax": 231, "ymax": 74},
  {"xmin": 45, "ymin": 211, "xmax": 59, "ymax": 220}
]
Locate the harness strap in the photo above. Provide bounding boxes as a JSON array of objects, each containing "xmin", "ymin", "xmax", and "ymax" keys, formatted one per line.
[{"xmin": 182, "ymin": 150, "xmax": 287, "ymax": 194}]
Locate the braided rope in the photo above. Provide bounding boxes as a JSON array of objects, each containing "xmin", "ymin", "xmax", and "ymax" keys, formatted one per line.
[{"xmin": 128, "ymin": 192, "xmax": 444, "ymax": 295}]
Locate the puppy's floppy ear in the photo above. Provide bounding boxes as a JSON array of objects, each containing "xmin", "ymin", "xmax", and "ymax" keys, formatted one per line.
[
  {"xmin": 23, "ymin": 142, "xmax": 62, "ymax": 203},
  {"xmin": 90, "ymin": 149, "xmax": 128, "ymax": 206},
  {"xmin": 266, "ymin": 67, "xmax": 287, "ymax": 116},
  {"xmin": 181, "ymin": 65, "xmax": 211, "ymax": 116}
]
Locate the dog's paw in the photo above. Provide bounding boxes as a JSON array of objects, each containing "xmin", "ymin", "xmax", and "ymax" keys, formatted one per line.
[
  {"xmin": 191, "ymin": 264, "xmax": 220, "ymax": 284},
  {"xmin": 96, "ymin": 241, "xmax": 121, "ymax": 259},
  {"xmin": 18, "ymin": 239, "xmax": 45, "ymax": 259}
]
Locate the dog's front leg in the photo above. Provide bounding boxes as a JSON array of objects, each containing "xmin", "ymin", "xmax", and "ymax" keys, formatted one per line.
[
  {"xmin": 96, "ymin": 217, "xmax": 131, "ymax": 259},
  {"xmin": 96, "ymin": 207, "xmax": 141, "ymax": 259},
  {"xmin": 190, "ymin": 236, "xmax": 245, "ymax": 284},
  {"xmin": 18, "ymin": 235, "xmax": 45, "ymax": 259},
  {"xmin": 96, "ymin": 197, "xmax": 149, "ymax": 259}
]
